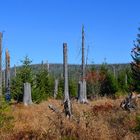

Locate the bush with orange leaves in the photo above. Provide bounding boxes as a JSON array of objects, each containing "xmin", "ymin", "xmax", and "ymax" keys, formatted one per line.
[{"xmin": 86, "ymin": 70, "xmax": 105, "ymax": 98}]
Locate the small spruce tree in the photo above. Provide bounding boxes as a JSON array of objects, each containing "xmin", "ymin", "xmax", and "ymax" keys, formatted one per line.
[
  {"xmin": 32, "ymin": 65, "xmax": 53, "ymax": 103},
  {"xmin": 131, "ymin": 27, "xmax": 140, "ymax": 92},
  {"xmin": 11, "ymin": 56, "xmax": 33, "ymax": 102},
  {"xmin": 100, "ymin": 64, "xmax": 118, "ymax": 97}
]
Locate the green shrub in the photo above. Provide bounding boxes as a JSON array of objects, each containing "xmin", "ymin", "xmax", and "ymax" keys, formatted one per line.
[
  {"xmin": 133, "ymin": 115, "xmax": 140, "ymax": 132},
  {"xmin": 0, "ymin": 98, "xmax": 14, "ymax": 131}
]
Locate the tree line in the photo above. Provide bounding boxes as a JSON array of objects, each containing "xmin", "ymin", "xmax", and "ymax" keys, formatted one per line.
[
  {"xmin": 1, "ymin": 27, "xmax": 140, "ymax": 104},
  {"xmin": 9, "ymin": 56, "xmax": 131, "ymax": 103}
]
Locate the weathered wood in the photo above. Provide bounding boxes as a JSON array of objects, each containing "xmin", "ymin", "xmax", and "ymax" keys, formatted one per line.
[
  {"xmin": 54, "ymin": 79, "xmax": 58, "ymax": 98},
  {"xmin": 3, "ymin": 70, "xmax": 5, "ymax": 90},
  {"xmin": 46, "ymin": 60, "xmax": 49, "ymax": 72},
  {"xmin": 64, "ymin": 99, "xmax": 72, "ymax": 118},
  {"xmin": 125, "ymin": 74, "xmax": 127, "ymax": 86},
  {"xmin": 48, "ymin": 104, "xmax": 60, "ymax": 113},
  {"xmin": 48, "ymin": 103, "xmax": 78, "ymax": 122},
  {"xmin": 63, "ymin": 43, "xmax": 72, "ymax": 118},
  {"xmin": 120, "ymin": 92, "xmax": 139, "ymax": 111},
  {"xmin": 63, "ymin": 43, "xmax": 69, "ymax": 101},
  {"xmin": 78, "ymin": 25, "xmax": 88, "ymax": 103},
  {"xmin": 23, "ymin": 82, "xmax": 32, "ymax": 106},
  {"xmin": 5, "ymin": 49, "xmax": 11, "ymax": 101},
  {"xmin": 113, "ymin": 66, "xmax": 116, "ymax": 78},
  {"xmin": 0, "ymin": 33, "xmax": 2, "ymax": 97},
  {"xmin": 14, "ymin": 64, "xmax": 17, "ymax": 77}
]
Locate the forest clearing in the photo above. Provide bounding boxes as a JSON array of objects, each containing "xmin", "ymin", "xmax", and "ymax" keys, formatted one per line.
[
  {"xmin": 0, "ymin": 24, "xmax": 139, "ymax": 140},
  {"xmin": 0, "ymin": 23, "xmax": 140, "ymax": 140},
  {"xmin": 0, "ymin": 1, "xmax": 140, "ymax": 140},
  {"xmin": 1, "ymin": 97, "xmax": 140, "ymax": 140}
]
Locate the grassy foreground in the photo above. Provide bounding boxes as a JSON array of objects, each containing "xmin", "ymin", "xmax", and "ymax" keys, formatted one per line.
[{"xmin": 1, "ymin": 97, "xmax": 140, "ymax": 140}]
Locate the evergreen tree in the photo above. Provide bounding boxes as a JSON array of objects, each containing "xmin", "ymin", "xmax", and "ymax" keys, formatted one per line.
[
  {"xmin": 11, "ymin": 56, "xmax": 33, "ymax": 102},
  {"xmin": 69, "ymin": 79, "xmax": 77, "ymax": 98},
  {"xmin": 117, "ymin": 69, "xmax": 128, "ymax": 92},
  {"xmin": 32, "ymin": 65, "xmax": 54, "ymax": 103},
  {"xmin": 56, "ymin": 78, "xmax": 64, "ymax": 99},
  {"xmin": 131, "ymin": 27, "xmax": 140, "ymax": 92},
  {"xmin": 100, "ymin": 64, "xmax": 118, "ymax": 96}
]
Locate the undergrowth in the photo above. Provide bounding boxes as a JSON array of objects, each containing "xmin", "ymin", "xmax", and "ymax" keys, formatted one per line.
[{"xmin": 0, "ymin": 98, "xmax": 140, "ymax": 139}]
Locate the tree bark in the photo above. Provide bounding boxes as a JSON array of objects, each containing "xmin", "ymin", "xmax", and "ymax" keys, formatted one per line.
[
  {"xmin": 5, "ymin": 49, "xmax": 11, "ymax": 101},
  {"xmin": 63, "ymin": 43, "xmax": 72, "ymax": 118},
  {"xmin": 54, "ymin": 79, "xmax": 58, "ymax": 99},
  {"xmin": 23, "ymin": 82, "xmax": 32, "ymax": 106},
  {"xmin": 78, "ymin": 25, "xmax": 88, "ymax": 103},
  {"xmin": 0, "ymin": 33, "xmax": 2, "ymax": 97}
]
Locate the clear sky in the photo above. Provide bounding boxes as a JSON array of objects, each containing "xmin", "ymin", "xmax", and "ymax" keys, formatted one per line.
[{"xmin": 0, "ymin": 0, "xmax": 140, "ymax": 67}]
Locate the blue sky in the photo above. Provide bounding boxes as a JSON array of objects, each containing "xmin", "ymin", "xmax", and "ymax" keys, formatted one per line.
[{"xmin": 0, "ymin": 0, "xmax": 140, "ymax": 67}]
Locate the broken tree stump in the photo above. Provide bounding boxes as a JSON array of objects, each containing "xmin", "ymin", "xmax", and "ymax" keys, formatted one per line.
[
  {"xmin": 23, "ymin": 82, "xmax": 32, "ymax": 106},
  {"xmin": 64, "ymin": 99, "xmax": 72, "ymax": 118},
  {"xmin": 120, "ymin": 92, "xmax": 139, "ymax": 111},
  {"xmin": 54, "ymin": 79, "xmax": 58, "ymax": 99}
]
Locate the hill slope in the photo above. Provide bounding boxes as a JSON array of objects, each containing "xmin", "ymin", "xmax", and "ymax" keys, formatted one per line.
[{"xmin": 10, "ymin": 63, "xmax": 131, "ymax": 79}]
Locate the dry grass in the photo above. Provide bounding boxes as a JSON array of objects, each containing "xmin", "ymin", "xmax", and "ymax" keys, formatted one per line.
[{"xmin": 1, "ymin": 97, "xmax": 140, "ymax": 140}]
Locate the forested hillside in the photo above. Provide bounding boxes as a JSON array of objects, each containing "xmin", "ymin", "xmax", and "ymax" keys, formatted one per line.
[{"xmin": 10, "ymin": 63, "xmax": 130, "ymax": 79}]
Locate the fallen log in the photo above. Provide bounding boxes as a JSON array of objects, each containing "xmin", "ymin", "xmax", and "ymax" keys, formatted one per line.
[{"xmin": 48, "ymin": 104, "xmax": 61, "ymax": 114}]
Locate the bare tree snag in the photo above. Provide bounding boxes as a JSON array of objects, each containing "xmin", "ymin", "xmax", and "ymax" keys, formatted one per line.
[
  {"xmin": 5, "ymin": 49, "xmax": 11, "ymax": 101},
  {"xmin": 46, "ymin": 60, "xmax": 49, "ymax": 72},
  {"xmin": 113, "ymin": 66, "xmax": 116, "ymax": 78},
  {"xmin": 3, "ymin": 70, "xmax": 5, "ymax": 91},
  {"xmin": 78, "ymin": 25, "xmax": 88, "ymax": 103},
  {"xmin": 63, "ymin": 43, "xmax": 72, "ymax": 118},
  {"xmin": 54, "ymin": 79, "xmax": 58, "ymax": 99},
  {"xmin": 23, "ymin": 82, "xmax": 32, "ymax": 106},
  {"xmin": 125, "ymin": 74, "xmax": 127, "ymax": 86},
  {"xmin": 14, "ymin": 64, "xmax": 17, "ymax": 77},
  {"xmin": 0, "ymin": 33, "xmax": 2, "ymax": 97}
]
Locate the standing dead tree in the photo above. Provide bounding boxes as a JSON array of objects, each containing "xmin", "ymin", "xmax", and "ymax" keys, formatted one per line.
[
  {"xmin": 14, "ymin": 64, "xmax": 17, "ymax": 77},
  {"xmin": 5, "ymin": 49, "xmax": 11, "ymax": 101},
  {"xmin": 46, "ymin": 60, "xmax": 49, "ymax": 72},
  {"xmin": 54, "ymin": 79, "xmax": 58, "ymax": 99},
  {"xmin": 78, "ymin": 25, "xmax": 88, "ymax": 103},
  {"xmin": 2, "ymin": 70, "xmax": 5, "ymax": 92},
  {"xmin": 0, "ymin": 33, "xmax": 2, "ymax": 98},
  {"xmin": 63, "ymin": 43, "xmax": 72, "ymax": 118},
  {"xmin": 23, "ymin": 82, "xmax": 32, "ymax": 106}
]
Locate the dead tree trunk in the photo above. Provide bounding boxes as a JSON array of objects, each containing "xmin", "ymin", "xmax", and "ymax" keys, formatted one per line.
[
  {"xmin": 63, "ymin": 43, "xmax": 72, "ymax": 118},
  {"xmin": 78, "ymin": 25, "xmax": 88, "ymax": 103},
  {"xmin": 23, "ymin": 82, "xmax": 32, "ymax": 106},
  {"xmin": 54, "ymin": 79, "xmax": 58, "ymax": 99},
  {"xmin": 0, "ymin": 33, "xmax": 2, "ymax": 97},
  {"xmin": 3, "ymin": 70, "xmax": 5, "ymax": 91},
  {"xmin": 46, "ymin": 60, "xmax": 49, "ymax": 72},
  {"xmin": 125, "ymin": 74, "xmax": 127, "ymax": 86},
  {"xmin": 113, "ymin": 66, "xmax": 116, "ymax": 78},
  {"xmin": 5, "ymin": 49, "xmax": 11, "ymax": 101},
  {"xmin": 14, "ymin": 64, "xmax": 17, "ymax": 77}
]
